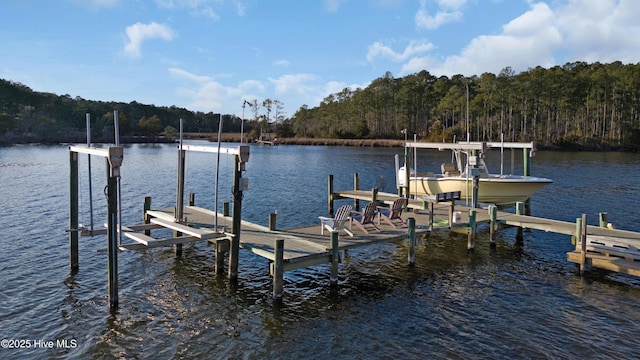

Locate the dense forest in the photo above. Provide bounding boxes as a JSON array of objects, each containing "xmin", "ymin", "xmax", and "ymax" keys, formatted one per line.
[
  {"xmin": 290, "ymin": 61, "xmax": 640, "ymax": 151},
  {"xmin": 0, "ymin": 79, "xmax": 249, "ymax": 144},
  {"xmin": 2, "ymin": 60, "xmax": 640, "ymax": 150}
]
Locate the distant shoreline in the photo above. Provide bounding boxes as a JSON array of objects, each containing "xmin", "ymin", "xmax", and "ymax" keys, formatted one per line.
[{"xmin": 0, "ymin": 132, "xmax": 632, "ymax": 151}]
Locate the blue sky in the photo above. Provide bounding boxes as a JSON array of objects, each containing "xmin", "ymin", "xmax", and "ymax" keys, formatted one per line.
[{"xmin": 2, "ymin": 0, "xmax": 639, "ymax": 119}]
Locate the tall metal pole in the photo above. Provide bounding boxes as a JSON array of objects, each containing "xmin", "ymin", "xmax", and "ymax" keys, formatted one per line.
[
  {"xmin": 215, "ymin": 114, "xmax": 223, "ymax": 231},
  {"xmin": 241, "ymin": 101, "xmax": 246, "ymax": 144},
  {"xmin": 86, "ymin": 113, "xmax": 94, "ymax": 234},
  {"xmin": 113, "ymin": 110, "xmax": 122, "ymax": 246},
  {"xmin": 466, "ymin": 82, "xmax": 470, "ymax": 143},
  {"xmin": 402, "ymin": 129, "xmax": 408, "ymax": 199},
  {"xmin": 107, "ymin": 165, "xmax": 119, "ymax": 310}
]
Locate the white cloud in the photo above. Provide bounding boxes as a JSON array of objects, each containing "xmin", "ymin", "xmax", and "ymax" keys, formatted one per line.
[
  {"xmin": 404, "ymin": 0, "xmax": 640, "ymax": 77},
  {"xmin": 236, "ymin": 1, "xmax": 247, "ymax": 16},
  {"xmin": 154, "ymin": 0, "xmax": 222, "ymax": 20},
  {"xmin": 168, "ymin": 68, "xmax": 369, "ymax": 116},
  {"xmin": 429, "ymin": 2, "xmax": 562, "ymax": 76},
  {"xmin": 400, "ymin": 55, "xmax": 438, "ymax": 75},
  {"xmin": 367, "ymin": 40, "xmax": 434, "ymax": 62},
  {"xmin": 324, "ymin": 0, "xmax": 343, "ymax": 12},
  {"xmin": 169, "ymin": 67, "xmax": 266, "ymax": 113},
  {"xmin": 200, "ymin": 7, "xmax": 221, "ymax": 20},
  {"xmin": 437, "ymin": 0, "xmax": 467, "ymax": 9},
  {"xmin": 415, "ymin": 9, "xmax": 462, "ymax": 29},
  {"xmin": 268, "ymin": 74, "xmax": 319, "ymax": 95},
  {"xmin": 415, "ymin": 0, "xmax": 467, "ymax": 30},
  {"xmin": 555, "ymin": 0, "xmax": 640, "ymax": 63},
  {"xmin": 71, "ymin": 0, "xmax": 118, "ymax": 8},
  {"xmin": 274, "ymin": 59, "xmax": 290, "ymax": 66},
  {"xmin": 124, "ymin": 22, "xmax": 176, "ymax": 58}
]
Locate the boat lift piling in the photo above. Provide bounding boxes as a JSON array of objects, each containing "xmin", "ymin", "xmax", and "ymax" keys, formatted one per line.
[
  {"xmin": 175, "ymin": 119, "xmax": 186, "ymax": 256},
  {"xmin": 69, "ymin": 145, "xmax": 124, "ymax": 310},
  {"xmin": 68, "ymin": 112, "xmax": 250, "ymax": 309}
]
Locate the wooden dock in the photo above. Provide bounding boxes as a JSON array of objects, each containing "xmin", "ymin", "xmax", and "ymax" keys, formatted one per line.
[
  {"xmin": 128, "ymin": 204, "xmax": 435, "ymax": 271},
  {"xmin": 119, "ymin": 190, "xmax": 640, "ymax": 297},
  {"xmin": 112, "ymin": 202, "xmax": 446, "ymax": 300},
  {"xmin": 333, "ymin": 186, "xmax": 640, "ymax": 278},
  {"xmin": 69, "ymin": 135, "xmax": 640, "ymax": 309}
]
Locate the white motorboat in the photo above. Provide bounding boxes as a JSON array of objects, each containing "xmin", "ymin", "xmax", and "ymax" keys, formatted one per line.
[{"xmin": 396, "ymin": 141, "xmax": 552, "ymax": 206}]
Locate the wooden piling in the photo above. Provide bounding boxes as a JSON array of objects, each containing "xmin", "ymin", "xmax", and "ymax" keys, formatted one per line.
[
  {"xmin": 599, "ymin": 212, "xmax": 609, "ymax": 228},
  {"xmin": 223, "ymin": 202, "xmax": 229, "ymax": 217},
  {"xmin": 69, "ymin": 151, "xmax": 79, "ymax": 272},
  {"xmin": 328, "ymin": 174, "xmax": 334, "ymax": 216},
  {"xmin": 573, "ymin": 216, "xmax": 582, "ymax": 268},
  {"xmin": 269, "ymin": 211, "xmax": 277, "ymax": 231},
  {"xmin": 489, "ymin": 205, "xmax": 497, "ymax": 247},
  {"xmin": 273, "ymin": 238, "xmax": 284, "ymax": 302},
  {"xmin": 515, "ymin": 201, "xmax": 524, "ymax": 244},
  {"xmin": 143, "ymin": 196, "xmax": 151, "ymax": 236},
  {"xmin": 330, "ymin": 231, "xmax": 339, "ymax": 287},
  {"xmin": 572, "ymin": 217, "xmax": 581, "ymax": 246},
  {"xmin": 174, "ymin": 147, "xmax": 186, "ymax": 256},
  {"xmin": 407, "ymin": 218, "xmax": 416, "ymax": 266},
  {"xmin": 189, "ymin": 193, "xmax": 195, "ymax": 206},
  {"xmin": 173, "ymin": 206, "xmax": 183, "ymax": 256},
  {"xmin": 215, "ymin": 238, "xmax": 226, "ymax": 275},
  {"xmin": 468, "ymin": 209, "xmax": 476, "ymax": 251},
  {"xmin": 428, "ymin": 202, "xmax": 434, "ymax": 231},
  {"xmin": 579, "ymin": 214, "xmax": 587, "ymax": 274},
  {"xmin": 353, "ymin": 172, "xmax": 360, "ymax": 211},
  {"xmin": 229, "ymin": 154, "xmax": 243, "ymax": 281}
]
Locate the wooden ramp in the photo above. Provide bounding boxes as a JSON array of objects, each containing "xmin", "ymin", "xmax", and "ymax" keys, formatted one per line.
[{"xmin": 117, "ymin": 206, "xmax": 233, "ymax": 251}]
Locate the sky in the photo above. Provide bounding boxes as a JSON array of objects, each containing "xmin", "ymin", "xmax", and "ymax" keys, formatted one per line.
[{"xmin": 2, "ymin": 0, "xmax": 639, "ymax": 119}]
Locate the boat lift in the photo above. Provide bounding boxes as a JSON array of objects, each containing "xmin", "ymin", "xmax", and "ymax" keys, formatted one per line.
[
  {"xmin": 68, "ymin": 115, "xmax": 250, "ymax": 310},
  {"xmin": 397, "ymin": 139, "xmax": 539, "ymax": 208}
]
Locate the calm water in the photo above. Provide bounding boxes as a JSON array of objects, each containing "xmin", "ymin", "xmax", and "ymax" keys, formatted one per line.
[{"xmin": 1, "ymin": 142, "xmax": 639, "ymax": 359}]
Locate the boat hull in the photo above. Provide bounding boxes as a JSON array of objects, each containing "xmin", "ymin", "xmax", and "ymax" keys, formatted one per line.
[{"xmin": 408, "ymin": 175, "xmax": 552, "ymax": 205}]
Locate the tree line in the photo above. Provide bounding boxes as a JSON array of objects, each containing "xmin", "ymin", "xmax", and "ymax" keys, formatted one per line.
[
  {"xmin": 2, "ymin": 60, "xmax": 640, "ymax": 150},
  {"xmin": 287, "ymin": 61, "xmax": 640, "ymax": 150},
  {"xmin": 0, "ymin": 79, "xmax": 286, "ymax": 144}
]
